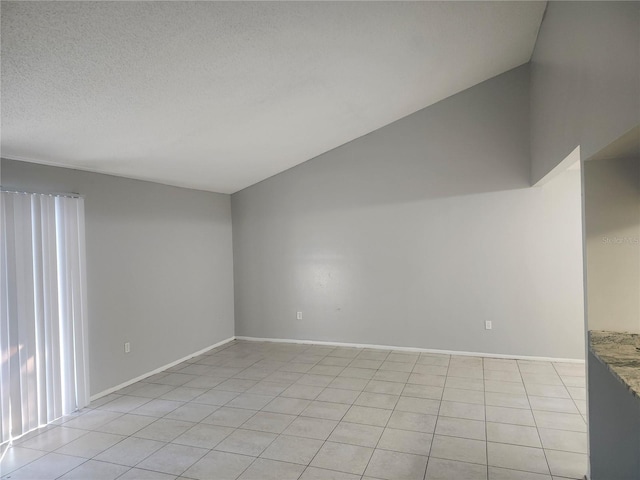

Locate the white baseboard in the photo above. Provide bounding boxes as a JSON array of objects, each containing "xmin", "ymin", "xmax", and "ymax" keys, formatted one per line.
[
  {"xmin": 90, "ymin": 336, "xmax": 236, "ymax": 402},
  {"xmin": 234, "ymin": 336, "xmax": 585, "ymax": 364},
  {"xmin": 90, "ymin": 333, "xmax": 583, "ymax": 403}
]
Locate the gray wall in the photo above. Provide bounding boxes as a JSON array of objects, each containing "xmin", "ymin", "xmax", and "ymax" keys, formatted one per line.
[
  {"xmin": 232, "ymin": 65, "xmax": 586, "ymax": 359},
  {"xmin": 584, "ymin": 157, "xmax": 640, "ymax": 333},
  {"xmin": 1, "ymin": 159, "xmax": 235, "ymax": 395},
  {"xmin": 588, "ymin": 350, "xmax": 640, "ymax": 479},
  {"xmin": 530, "ymin": 1, "xmax": 640, "ymax": 184}
]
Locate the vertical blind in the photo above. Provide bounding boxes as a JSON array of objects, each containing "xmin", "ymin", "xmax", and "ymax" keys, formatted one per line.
[{"xmin": 1, "ymin": 191, "xmax": 89, "ymax": 445}]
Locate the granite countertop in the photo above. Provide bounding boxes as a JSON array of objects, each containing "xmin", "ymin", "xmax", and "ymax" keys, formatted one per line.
[{"xmin": 589, "ymin": 330, "xmax": 640, "ymax": 400}]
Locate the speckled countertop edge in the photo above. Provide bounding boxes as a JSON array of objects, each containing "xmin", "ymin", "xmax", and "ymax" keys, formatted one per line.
[{"xmin": 589, "ymin": 330, "xmax": 640, "ymax": 401}]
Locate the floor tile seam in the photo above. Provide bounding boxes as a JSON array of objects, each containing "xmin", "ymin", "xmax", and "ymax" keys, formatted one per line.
[
  {"xmin": 429, "ymin": 449, "xmax": 559, "ymax": 477},
  {"xmin": 49, "ymin": 455, "xmax": 107, "ymax": 480},
  {"xmin": 553, "ymin": 363, "xmax": 587, "ymax": 418},
  {"xmin": 9, "ymin": 343, "xmax": 578, "ymax": 479},
  {"xmin": 2, "ymin": 447, "xmax": 92, "ymax": 479},
  {"xmin": 424, "ymin": 355, "xmax": 452, "ymax": 480},
  {"xmin": 517, "ymin": 359, "xmax": 553, "ymax": 477},
  {"xmin": 299, "ymin": 389, "xmax": 352, "ymax": 476},
  {"xmin": 359, "ymin": 369, "xmax": 396, "ymax": 479},
  {"xmin": 480, "ymin": 357, "xmax": 490, "ymax": 480}
]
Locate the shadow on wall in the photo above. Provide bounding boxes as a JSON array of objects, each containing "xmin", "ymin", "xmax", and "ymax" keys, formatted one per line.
[{"xmin": 234, "ymin": 64, "xmax": 531, "ymax": 215}]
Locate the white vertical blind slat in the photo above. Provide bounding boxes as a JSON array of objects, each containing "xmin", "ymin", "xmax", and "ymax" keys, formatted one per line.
[{"xmin": 0, "ymin": 192, "xmax": 88, "ymax": 445}]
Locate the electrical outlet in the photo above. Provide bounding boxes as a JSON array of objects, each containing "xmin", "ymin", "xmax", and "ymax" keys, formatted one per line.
[
  {"xmin": 296, "ymin": 311, "xmax": 303, "ymax": 320},
  {"xmin": 124, "ymin": 342, "xmax": 131, "ymax": 353},
  {"xmin": 485, "ymin": 321, "xmax": 492, "ymax": 330}
]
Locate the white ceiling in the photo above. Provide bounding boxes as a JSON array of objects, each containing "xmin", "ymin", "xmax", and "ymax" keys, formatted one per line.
[{"xmin": 1, "ymin": 1, "xmax": 546, "ymax": 194}]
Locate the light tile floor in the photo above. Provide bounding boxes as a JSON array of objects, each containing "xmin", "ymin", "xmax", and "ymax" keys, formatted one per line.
[{"xmin": 1, "ymin": 340, "xmax": 588, "ymax": 480}]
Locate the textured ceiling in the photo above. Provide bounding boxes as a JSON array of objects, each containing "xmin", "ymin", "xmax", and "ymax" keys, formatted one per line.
[{"xmin": 1, "ymin": 1, "xmax": 546, "ymax": 193}]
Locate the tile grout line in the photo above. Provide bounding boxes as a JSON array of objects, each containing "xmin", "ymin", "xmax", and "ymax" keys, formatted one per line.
[
  {"xmin": 517, "ymin": 359, "xmax": 553, "ymax": 479},
  {"xmin": 3, "ymin": 341, "xmax": 587, "ymax": 480}
]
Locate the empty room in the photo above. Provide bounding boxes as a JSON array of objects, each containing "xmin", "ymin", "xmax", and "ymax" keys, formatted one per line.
[{"xmin": 1, "ymin": 1, "xmax": 639, "ymax": 480}]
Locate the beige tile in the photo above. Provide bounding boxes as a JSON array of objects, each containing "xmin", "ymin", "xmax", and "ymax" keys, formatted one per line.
[
  {"xmin": 260, "ymin": 434, "xmax": 323, "ymax": 465},
  {"xmin": 372, "ymin": 370, "xmax": 411, "ymax": 383},
  {"xmin": 483, "ymin": 359, "xmax": 518, "ymax": 372},
  {"xmin": 447, "ymin": 367, "xmax": 484, "ymax": 379},
  {"xmin": 55, "ymin": 431, "xmax": 124, "ymax": 458},
  {"xmin": 241, "ymin": 411, "xmax": 296, "ymax": 434},
  {"xmin": 567, "ymin": 386, "xmax": 586, "ymax": 401},
  {"xmin": 226, "ymin": 393, "xmax": 275, "ymax": 410},
  {"xmin": 263, "ymin": 396, "xmax": 311, "ymax": 415},
  {"xmin": 408, "ymin": 373, "xmax": 446, "ymax": 387},
  {"xmin": 58, "ymin": 460, "xmax": 130, "ymax": 480},
  {"xmin": 94, "ymin": 437, "xmax": 164, "ymax": 466},
  {"xmin": 0, "ymin": 446, "xmax": 46, "ymax": 475},
  {"xmin": 133, "ymin": 418, "xmax": 195, "ymax": 442},
  {"xmin": 164, "ymin": 403, "xmax": 219, "ymax": 423},
  {"xmin": 445, "ymin": 377, "xmax": 484, "ymax": 391},
  {"xmin": 328, "ymin": 377, "xmax": 369, "ymax": 391},
  {"xmin": 435, "ymin": 417, "xmax": 486, "ymax": 441},
  {"xmin": 401, "ymin": 384, "xmax": 443, "ymax": 400},
  {"xmin": 488, "ymin": 467, "xmax": 551, "ymax": 480},
  {"xmin": 430, "ymin": 435, "xmax": 487, "ymax": 465},
  {"xmin": 545, "ymin": 450, "xmax": 587, "ymax": 478},
  {"xmin": 246, "ymin": 381, "xmax": 289, "ymax": 396},
  {"xmin": 282, "ymin": 416, "xmax": 338, "ymax": 440},
  {"xmin": 438, "ymin": 401, "xmax": 485, "ymax": 421},
  {"xmin": 5, "ymin": 453, "xmax": 86, "ymax": 480},
  {"xmin": 364, "ymin": 449, "xmax": 428, "ymax": 480},
  {"xmin": 412, "ymin": 364, "xmax": 448, "ymax": 376},
  {"xmin": 525, "ymin": 384, "xmax": 570, "ymax": 398},
  {"xmin": 310, "ymin": 442, "xmax": 373, "ymax": 475},
  {"xmin": 340, "ymin": 367, "xmax": 376, "ymax": 380},
  {"xmin": 487, "ymin": 442, "xmax": 549, "ymax": 475},
  {"xmin": 316, "ymin": 387, "xmax": 360, "ymax": 404},
  {"xmin": 301, "ymin": 401, "xmax": 350, "ymax": 421},
  {"xmin": 484, "ymin": 380, "xmax": 526, "ymax": 395},
  {"xmin": 417, "ymin": 354, "xmax": 450, "ymax": 367},
  {"xmin": 533, "ymin": 410, "xmax": 587, "ymax": 432},
  {"xmin": 160, "ymin": 386, "xmax": 207, "ymax": 402},
  {"xmin": 201, "ymin": 407, "xmax": 256, "ymax": 428},
  {"xmin": 215, "ymin": 429, "xmax": 277, "ymax": 456},
  {"xmin": 485, "ymin": 392, "xmax": 529, "ymax": 409},
  {"xmin": 120, "ymin": 468, "xmax": 177, "ymax": 479},
  {"xmin": 395, "ymin": 396, "xmax": 440, "ymax": 415},
  {"xmin": 299, "ymin": 467, "xmax": 360, "ymax": 480},
  {"xmin": 350, "ymin": 359, "xmax": 383, "ymax": 370},
  {"xmin": 426, "ymin": 458, "xmax": 487, "ymax": 480},
  {"xmin": 18, "ymin": 427, "xmax": 88, "ymax": 452},
  {"xmin": 183, "ymin": 450, "xmax": 254, "ymax": 480},
  {"xmin": 342, "ymin": 405, "xmax": 392, "ymax": 426},
  {"xmin": 365, "ymin": 380, "xmax": 404, "ymax": 395},
  {"xmin": 552, "ymin": 363, "xmax": 585, "ymax": 377},
  {"xmin": 239, "ymin": 458, "xmax": 305, "ymax": 480},
  {"xmin": 387, "ymin": 353, "xmax": 419, "ymax": 363},
  {"xmin": 560, "ymin": 376, "xmax": 585, "ymax": 388},
  {"xmin": 387, "ymin": 410, "xmax": 437, "ymax": 433},
  {"xmin": 136, "ymin": 443, "xmax": 208, "ymax": 475},
  {"xmin": 521, "ymin": 373, "xmax": 563, "ymax": 386},
  {"xmin": 483, "ymin": 370, "xmax": 522, "ymax": 382},
  {"xmin": 328, "ymin": 422, "xmax": 383, "ymax": 447},
  {"xmin": 172, "ymin": 423, "xmax": 234, "ymax": 449},
  {"xmin": 529, "ymin": 396, "xmax": 579, "ymax": 414},
  {"xmin": 442, "ymin": 388, "xmax": 485, "ymax": 405},
  {"xmin": 486, "ymin": 422, "xmax": 541, "ymax": 448},
  {"xmin": 354, "ymin": 392, "xmax": 399, "ymax": 409},
  {"xmin": 377, "ymin": 428, "xmax": 432, "ymax": 455},
  {"xmin": 486, "ymin": 406, "xmax": 536, "ymax": 427},
  {"xmin": 538, "ymin": 428, "xmax": 587, "ymax": 454}
]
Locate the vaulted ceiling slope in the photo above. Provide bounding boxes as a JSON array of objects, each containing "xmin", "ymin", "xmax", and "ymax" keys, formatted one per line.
[{"xmin": 1, "ymin": 2, "xmax": 546, "ymax": 193}]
